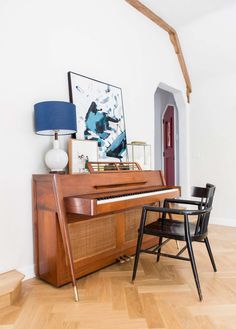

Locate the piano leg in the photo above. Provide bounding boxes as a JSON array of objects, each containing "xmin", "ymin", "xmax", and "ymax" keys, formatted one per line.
[{"xmin": 53, "ymin": 175, "xmax": 79, "ymax": 302}]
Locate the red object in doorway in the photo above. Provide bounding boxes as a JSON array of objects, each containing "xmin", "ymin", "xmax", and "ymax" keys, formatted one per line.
[{"xmin": 163, "ymin": 106, "xmax": 175, "ymax": 185}]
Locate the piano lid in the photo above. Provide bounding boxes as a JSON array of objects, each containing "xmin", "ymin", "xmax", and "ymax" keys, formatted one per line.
[{"xmin": 58, "ymin": 170, "xmax": 167, "ymax": 198}]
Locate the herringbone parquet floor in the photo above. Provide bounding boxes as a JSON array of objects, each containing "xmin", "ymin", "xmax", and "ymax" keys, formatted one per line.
[{"xmin": 1, "ymin": 224, "xmax": 236, "ymax": 329}]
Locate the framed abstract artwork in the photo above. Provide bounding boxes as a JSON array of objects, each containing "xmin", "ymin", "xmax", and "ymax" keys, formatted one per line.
[{"xmin": 68, "ymin": 71, "xmax": 128, "ymax": 162}]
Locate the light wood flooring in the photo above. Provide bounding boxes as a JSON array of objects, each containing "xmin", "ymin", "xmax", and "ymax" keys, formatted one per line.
[{"xmin": 1, "ymin": 224, "xmax": 236, "ymax": 329}]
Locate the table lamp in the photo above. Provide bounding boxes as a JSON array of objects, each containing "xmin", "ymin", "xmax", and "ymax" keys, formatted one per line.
[{"xmin": 34, "ymin": 101, "xmax": 77, "ymax": 173}]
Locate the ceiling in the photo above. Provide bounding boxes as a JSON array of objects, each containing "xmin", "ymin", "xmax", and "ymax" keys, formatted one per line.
[{"xmin": 140, "ymin": 0, "xmax": 236, "ymax": 27}]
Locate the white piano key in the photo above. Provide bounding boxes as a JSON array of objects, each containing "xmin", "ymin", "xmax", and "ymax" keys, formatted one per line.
[{"xmin": 97, "ymin": 188, "xmax": 178, "ymax": 204}]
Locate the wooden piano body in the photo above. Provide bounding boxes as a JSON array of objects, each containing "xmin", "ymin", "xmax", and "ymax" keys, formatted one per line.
[{"xmin": 32, "ymin": 170, "xmax": 180, "ymax": 288}]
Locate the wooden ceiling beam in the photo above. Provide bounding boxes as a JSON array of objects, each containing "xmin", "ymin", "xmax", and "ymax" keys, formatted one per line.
[{"xmin": 125, "ymin": 0, "xmax": 192, "ymax": 102}]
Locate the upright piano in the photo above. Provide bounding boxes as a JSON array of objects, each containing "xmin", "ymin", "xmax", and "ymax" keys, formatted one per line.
[{"xmin": 32, "ymin": 170, "xmax": 180, "ymax": 300}]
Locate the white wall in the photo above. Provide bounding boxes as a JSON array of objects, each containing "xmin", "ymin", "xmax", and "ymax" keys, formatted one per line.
[
  {"xmin": 0, "ymin": 0, "xmax": 185, "ymax": 277},
  {"xmin": 179, "ymin": 3, "xmax": 236, "ymax": 226}
]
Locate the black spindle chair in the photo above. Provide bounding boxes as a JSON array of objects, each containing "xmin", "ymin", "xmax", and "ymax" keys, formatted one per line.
[{"xmin": 132, "ymin": 184, "xmax": 216, "ymax": 301}]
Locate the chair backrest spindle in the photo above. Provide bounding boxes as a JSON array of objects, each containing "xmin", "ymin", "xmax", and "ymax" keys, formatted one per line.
[{"xmin": 193, "ymin": 184, "xmax": 215, "ymax": 236}]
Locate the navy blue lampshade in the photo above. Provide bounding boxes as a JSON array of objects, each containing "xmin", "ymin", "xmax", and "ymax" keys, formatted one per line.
[{"xmin": 34, "ymin": 101, "xmax": 77, "ymax": 135}]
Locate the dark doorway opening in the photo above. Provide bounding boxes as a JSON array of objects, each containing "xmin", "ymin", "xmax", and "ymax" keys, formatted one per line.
[{"xmin": 163, "ymin": 105, "xmax": 175, "ymax": 185}]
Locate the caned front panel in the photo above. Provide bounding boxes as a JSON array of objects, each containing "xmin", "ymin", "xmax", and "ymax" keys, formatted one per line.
[
  {"xmin": 124, "ymin": 206, "xmax": 159, "ymax": 242},
  {"xmin": 68, "ymin": 214, "xmax": 116, "ymax": 261}
]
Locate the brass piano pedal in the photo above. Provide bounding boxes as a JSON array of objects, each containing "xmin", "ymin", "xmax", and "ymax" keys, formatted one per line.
[
  {"xmin": 123, "ymin": 255, "xmax": 131, "ymax": 262},
  {"xmin": 117, "ymin": 255, "xmax": 131, "ymax": 263},
  {"xmin": 119, "ymin": 255, "xmax": 131, "ymax": 262},
  {"xmin": 117, "ymin": 257, "xmax": 125, "ymax": 264}
]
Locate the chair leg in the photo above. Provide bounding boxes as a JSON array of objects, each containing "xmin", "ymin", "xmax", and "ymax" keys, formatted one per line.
[
  {"xmin": 132, "ymin": 209, "xmax": 147, "ymax": 282},
  {"xmin": 204, "ymin": 237, "xmax": 217, "ymax": 272},
  {"xmin": 186, "ymin": 237, "xmax": 203, "ymax": 301},
  {"xmin": 156, "ymin": 237, "xmax": 163, "ymax": 262},
  {"xmin": 132, "ymin": 231, "xmax": 143, "ymax": 282},
  {"xmin": 184, "ymin": 214, "xmax": 203, "ymax": 301}
]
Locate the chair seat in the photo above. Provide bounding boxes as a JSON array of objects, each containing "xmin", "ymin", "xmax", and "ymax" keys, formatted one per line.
[{"xmin": 144, "ymin": 218, "xmax": 197, "ymax": 241}]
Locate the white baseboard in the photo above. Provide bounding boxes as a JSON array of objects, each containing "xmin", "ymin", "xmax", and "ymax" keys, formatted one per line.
[
  {"xmin": 17, "ymin": 265, "xmax": 35, "ymax": 281},
  {"xmin": 210, "ymin": 217, "xmax": 236, "ymax": 227}
]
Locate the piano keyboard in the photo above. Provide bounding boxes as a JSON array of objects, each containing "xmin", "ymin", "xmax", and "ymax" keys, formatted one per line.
[{"xmin": 97, "ymin": 188, "xmax": 179, "ymax": 204}]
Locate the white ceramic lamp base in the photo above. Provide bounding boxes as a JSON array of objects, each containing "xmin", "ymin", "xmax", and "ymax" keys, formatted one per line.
[{"xmin": 45, "ymin": 140, "xmax": 68, "ymax": 172}]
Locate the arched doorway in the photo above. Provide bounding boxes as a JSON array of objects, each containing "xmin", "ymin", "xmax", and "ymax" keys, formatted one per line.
[{"xmin": 154, "ymin": 83, "xmax": 190, "ymax": 197}]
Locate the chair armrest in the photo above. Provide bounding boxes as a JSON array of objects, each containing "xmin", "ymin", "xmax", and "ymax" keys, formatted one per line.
[
  {"xmin": 143, "ymin": 205, "xmax": 212, "ymax": 216},
  {"xmin": 164, "ymin": 198, "xmax": 205, "ymax": 207}
]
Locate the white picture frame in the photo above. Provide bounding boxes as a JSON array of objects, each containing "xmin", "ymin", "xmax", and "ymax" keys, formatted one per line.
[{"xmin": 68, "ymin": 139, "xmax": 98, "ymax": 174}]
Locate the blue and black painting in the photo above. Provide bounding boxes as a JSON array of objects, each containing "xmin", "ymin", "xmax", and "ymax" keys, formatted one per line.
[{"xmin": 84, "ymin": 101, "xmax": 127, "ymax": 159}]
